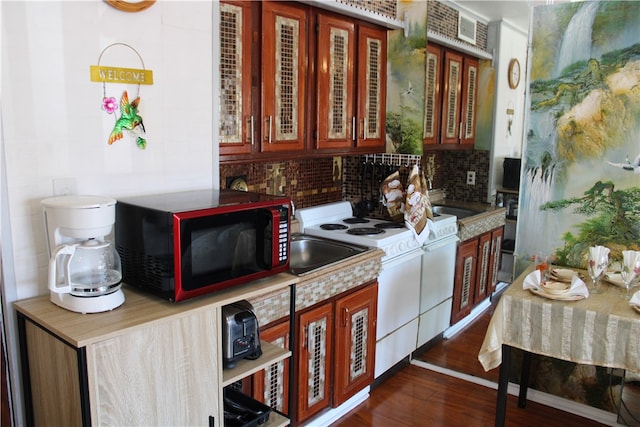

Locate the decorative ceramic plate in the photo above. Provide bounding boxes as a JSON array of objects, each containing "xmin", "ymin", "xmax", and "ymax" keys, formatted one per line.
[
  {"xmin": 549, "ymin": 268, "xmax": 576, "ymax": 283},
  {"xmin": 528, "ymin": 287, "xmax": 585, "ymax": 301},
  {"xmin": 541, "ymin": 280, "xmax": 571, "ymax": 295}
]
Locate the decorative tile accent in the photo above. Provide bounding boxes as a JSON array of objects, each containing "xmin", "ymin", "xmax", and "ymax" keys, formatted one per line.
[
  {"xmin": 338, "ymin": 0, "xmax": 397, "ymax": 20},
  {"xmin": 427, "ymin": 1, "xmax": 489, "ymax": 51},
  {"xmin": 247, "ymin": 257, "xmax": 382, "ymax": 326},
  {"xmin": 458, "ymin": 212, "xmax": 506, "ymax": 242}
]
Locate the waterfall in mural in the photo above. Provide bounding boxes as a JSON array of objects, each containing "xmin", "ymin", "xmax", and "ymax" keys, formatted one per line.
[
  {"xmin": 553, "ymin": 1, "xmax": 600, "ymax": 77},
  {"xmin": 519, "ymin": 0, "xmax": 640, "ymax": 269}
]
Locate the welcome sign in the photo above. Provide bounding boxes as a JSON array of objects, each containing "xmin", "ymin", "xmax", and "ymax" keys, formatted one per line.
[{"xmin": 90, "ymin": 65, "xmax": 153, "ymax": 85}]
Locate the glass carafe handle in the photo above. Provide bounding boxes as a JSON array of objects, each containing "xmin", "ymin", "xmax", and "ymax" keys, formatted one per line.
[{"xmin": 48, "ymin": 244, "xmax": 76, "ymax": 294}]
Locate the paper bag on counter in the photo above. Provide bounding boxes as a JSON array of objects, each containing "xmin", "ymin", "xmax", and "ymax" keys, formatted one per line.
[{"xmin": 380, "ymin": 171, "xmax": 405, "ymax": 222}]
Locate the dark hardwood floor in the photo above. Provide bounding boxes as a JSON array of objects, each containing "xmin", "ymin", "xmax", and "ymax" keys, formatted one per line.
[
  {"xmin": 330, "ymin": 364, "xmax": 606, "ymax": 427},
  {"xmin": 330, "ymin": 291, "xmax": 615, "ymax": 427}
]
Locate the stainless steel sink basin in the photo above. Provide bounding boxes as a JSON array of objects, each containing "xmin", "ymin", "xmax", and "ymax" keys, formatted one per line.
[
  {"xmin": 432, "ymin": 205, "xmax": 481, "ymax": 219},
  {"xmin": 289, "ymin": 234, "xmax": 369, "ymax": 275}
]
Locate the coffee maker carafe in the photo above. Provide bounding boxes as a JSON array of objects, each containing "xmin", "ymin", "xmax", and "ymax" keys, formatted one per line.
[{"xmin": 42, "ymin": 195, "xmax": 125, "ymax": 313}]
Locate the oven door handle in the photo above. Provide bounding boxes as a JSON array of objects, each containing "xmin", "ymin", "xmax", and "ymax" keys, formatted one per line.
[{"xmin": 423, "ymin": 236, "xmax": 459, "ymax": 252}]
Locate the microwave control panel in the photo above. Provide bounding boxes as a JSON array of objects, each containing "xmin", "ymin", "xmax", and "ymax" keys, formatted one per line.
[{"xmin": 278, "ymin": 205, "xmax": 289, "ymax": 264}]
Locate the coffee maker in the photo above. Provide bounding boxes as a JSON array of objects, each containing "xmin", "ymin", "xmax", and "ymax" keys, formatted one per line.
[{"xmin": 42, "ymin": 195, "xmax": 125, "ymax": 313}]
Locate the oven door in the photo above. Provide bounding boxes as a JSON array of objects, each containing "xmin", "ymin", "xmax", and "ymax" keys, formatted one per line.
[{"xmin": 376, "ymin": 248, "xmax": 423, "ymax": 341}]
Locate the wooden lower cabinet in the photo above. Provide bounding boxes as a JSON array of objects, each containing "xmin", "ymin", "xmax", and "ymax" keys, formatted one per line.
[
  {"xmin": 451, "ymin": 227, "xmax": 503, "ymax": 324},
  {"xmin": 15, "ymin": 278, "xmax": 295, "ymax": 427},
  {"xmin": 296, "ymin": 282, "xmax": 377, "ymax": 424},
  {"xmin": 19, "ymin": 304, "xmax": 220, "ymax": 426}
]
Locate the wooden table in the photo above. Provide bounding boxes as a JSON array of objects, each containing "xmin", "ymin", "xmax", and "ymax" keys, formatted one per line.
[{"xmin": 478, "ymin": 266, "xmax": 640, "ymax": 426}]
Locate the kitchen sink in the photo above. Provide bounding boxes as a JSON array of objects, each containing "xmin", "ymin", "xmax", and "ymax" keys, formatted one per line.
[
  {"xmin": 432, "ymin": 205, "xmax": 481, "ymax": 219},
  {"xmin": 289, "ymin": 234, "xmax": 369, "ymax": 275}
]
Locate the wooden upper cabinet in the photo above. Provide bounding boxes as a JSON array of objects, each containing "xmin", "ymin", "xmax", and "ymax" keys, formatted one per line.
[
  {"xmin": 423, "ymin": 43, "xmax": 441, "ymax": 145},
  {"xmin": 356, "ymin": 25, "xmax": 387, "ymax": 150},
  {"xmin": 441, "ymin": 50, "xmax": 463, "ymax": 145},
  {"xmin": 460, "ymin": 56, "xmax": 478, "ymax": 145},
  {"xmin": 316, "ymin": 14, "xmax": 355, "ymax": 150},
  {"xmin": 261, "ymin": 1, "xmax": 307, "ymax": 153},
  {"xmin": 432, "ymin": 44, "xmax": 478, "ymax": 147},
  {"xmin": 219, "ymin": 1, "xmax": 253, "ymax": 155}
]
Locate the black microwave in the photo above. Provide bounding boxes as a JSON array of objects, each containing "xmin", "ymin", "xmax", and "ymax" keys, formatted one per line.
[{"xmin": 115, "ymin": 190, "xmax": 290, "ymax": 302}]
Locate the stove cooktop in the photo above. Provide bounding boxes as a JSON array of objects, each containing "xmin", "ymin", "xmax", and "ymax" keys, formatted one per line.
[{"xmin": 295, "ymin": 201, "xmax": 458, "ymax": 258}]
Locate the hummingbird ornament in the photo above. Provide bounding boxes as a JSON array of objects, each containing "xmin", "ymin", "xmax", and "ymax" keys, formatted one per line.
[{"xmin": 107, "ymin": 90, "xmax": 147, "ymax": 149}]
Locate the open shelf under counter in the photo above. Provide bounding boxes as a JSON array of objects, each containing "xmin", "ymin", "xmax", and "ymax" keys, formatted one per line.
[{"xmin": 222, "ymin": 341, "xmax": 292, "ymax": 386}]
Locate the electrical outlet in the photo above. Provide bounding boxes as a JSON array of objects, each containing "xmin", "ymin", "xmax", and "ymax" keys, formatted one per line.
[
  {"xmin": 466, "ymin": 171, "xmax": 476, "ymax": 186},
  {"xmin": 52, "ymin": 178, "xmax": 77, "ymax": 196}
]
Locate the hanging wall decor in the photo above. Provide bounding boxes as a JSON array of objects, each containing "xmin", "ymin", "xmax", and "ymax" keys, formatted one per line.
[{"xmin": 90, "ymin": 43, "xmax": 153, "ymax": 149}]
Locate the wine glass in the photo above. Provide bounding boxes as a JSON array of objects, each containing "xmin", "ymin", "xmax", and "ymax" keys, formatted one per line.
[
  {"xmin": 588, "ymin": 246, "xmax": 610, "ymax": 294},
  {"xmin": 620, "ymin": 250, "xmax": 640, "ymax": 298}
]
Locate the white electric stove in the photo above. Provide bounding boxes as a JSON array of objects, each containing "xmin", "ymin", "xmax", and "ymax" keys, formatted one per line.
[{"xmin": 295, "ymin": 201, "xmax": 458, "ymax": 378}]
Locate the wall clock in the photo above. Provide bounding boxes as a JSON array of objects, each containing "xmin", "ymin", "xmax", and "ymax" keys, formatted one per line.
[
  {"xmin": 508, "ymin": 58, "xmax": 521, "ymax": 89},
  {"xmin": 106, "ymin": 0, "xmax": 155, "ymax": 12}
]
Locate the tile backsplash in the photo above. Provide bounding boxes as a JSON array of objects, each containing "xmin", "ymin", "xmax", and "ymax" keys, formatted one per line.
[{"xmin": 219, "ymin": 149, "xmax": 490, "ymax": 212}]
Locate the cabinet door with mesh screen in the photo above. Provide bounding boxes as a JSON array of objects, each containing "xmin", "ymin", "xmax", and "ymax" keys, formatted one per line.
[
  {"xmin": 316, "ymin": 14, "xmax": 355, "ymax": 150},
  {"xmin": 296, "ymin": 302, "xmax": 333, "ymax": 423},
  {"xmin": 356, "ymin": 25, "xmax": 386, "ymax": 149},
  {"xmin": 333, "ymin": 282, "xmax": 377, "ymax": 407},
  {"xmin": 251, "ymin": 320, "xmax": 290, "ymax": 415},
  {"xmin": 460, "ymin": 56, "xmax": 478, "ymax": 145},
  {"xmin": 441, "ymin": 50, "xmax": 463, "ymax": 145},
  {"xmin": 261, "ymin": 2, "xmax": 307, "ymax": 152},
  {"xmin": 451, "ymin": 239, "xmax": 477, "ymax": 324},
  {"xmin": 423, "ymin": 43, "xmax": 442, "ymax": 145},
  {"xmin": 219, "ymin": 1, "xmax": 253, "ymax": 155}
]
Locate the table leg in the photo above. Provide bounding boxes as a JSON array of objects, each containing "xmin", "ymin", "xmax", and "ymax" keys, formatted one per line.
[
  {"xmin": 495, "ymin": 344, "xmax": 511, "ymax": 427},
  {"xmin": 518, "ymin": 351, "xmax": 532, "ymax": 408}
]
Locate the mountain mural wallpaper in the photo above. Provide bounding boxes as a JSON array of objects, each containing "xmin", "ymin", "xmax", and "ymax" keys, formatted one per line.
[
  {"xmin": 518, "ymin": 0, "xmax": 640, "ymax": 268},
  {"xmin": 513, "ymin": 0, "xmax": 640, "ymax": 416}
]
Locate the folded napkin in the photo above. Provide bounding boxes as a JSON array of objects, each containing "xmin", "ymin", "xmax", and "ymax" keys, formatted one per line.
[
  {"xmin": 523, "ymin": 270, "xmax": 589, "ymax": 298},
  {"xmin": 630, "ymin": 290, "xmax": 640, "ymax": 306}
]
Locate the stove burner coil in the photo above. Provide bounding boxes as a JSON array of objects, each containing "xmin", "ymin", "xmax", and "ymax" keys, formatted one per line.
[
  {"xmin": 347, "ymin": 227, "xmax": 385, "ymax": 235},
  {"xmin": 374, "ymin": 222, "xmax": 406, "ymax": 230},
  {"xmin": 343, "ymin": 217, "xmax": 369, "ymax": 224},
  {"xmin": 319, "ymin": 223, "xmax": 349, "ymax": 230}
]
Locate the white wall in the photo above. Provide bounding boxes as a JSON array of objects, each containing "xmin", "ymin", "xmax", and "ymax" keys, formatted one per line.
[
  {"xmin": 487, "ymin": 20, "xmax": 528, "ymax": 200},
  {"xmin": 1, "ymin": 1, "xmax": 217, "ymax": 423},
  {"xmin": 2, "ymin": 0, "xmax": 215, "ymax": 299}
]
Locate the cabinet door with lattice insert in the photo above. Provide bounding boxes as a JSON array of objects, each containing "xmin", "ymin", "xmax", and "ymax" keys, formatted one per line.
[
  {"xmin": 251, "ymin": 320, "xmax": 290, "ymax": 415},
  {"xmin": 423, "ymin": 43, "xmax": 442, "ymax": 145},
  {"xmin": 356, "ymin": 25, "xmax": 386, "ymax": 149},
  {"xmin": 219, "ymin": 1, "xmax": 253, "ymax": 155},
  {"xmin": 261, "ymin": 1, "xmax": 307, "ymax": 152},
  {"xmin": 452, "ymin": 239, "xmax": 477, "ymax": 324},
  {"xmin": 296, "ymin": 302, "xmax": 333, "ymax": 423},
  {"xmin": 474, "ymin": 232, "xmax": 492, "ymax": 304},
  {"xmin": 441, "ymin": 50, "xmax": 463, "ymax": 145},
  {"xmin": 460, "ymin": 56, "xmax": 478, "ymax": 145},
  {"xmin": 316, "ymin": 14, "xmax": 355, "ymax": 150},
  {"xmin": 333, "ymin": 283, "xmax": 377, "ymax": 407}
]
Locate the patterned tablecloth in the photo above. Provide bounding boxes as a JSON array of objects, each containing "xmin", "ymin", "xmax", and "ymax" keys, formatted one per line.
[{"xmin": 478, "ymin": 266, "xmax": 640, "ymax": 373}]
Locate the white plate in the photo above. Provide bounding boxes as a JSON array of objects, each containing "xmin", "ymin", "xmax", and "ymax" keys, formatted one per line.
[
  {"xmin": 541, "ymin": 280, "xmax": 571, "ymax": 295},
  {"xmin": 549, "ymin": 268, "xmax": 576, "ymax": 283},
  {"xmin": 528, "ymin": 287, "xmax": 585, "ymax": 301}
]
